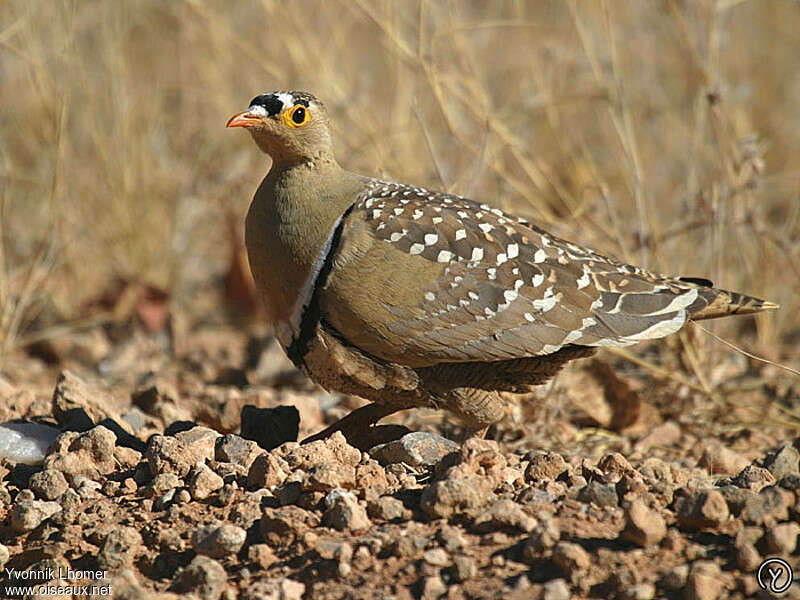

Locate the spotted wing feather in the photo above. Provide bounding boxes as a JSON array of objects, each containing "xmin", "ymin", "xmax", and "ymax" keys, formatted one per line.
[{"xmin": 322, "ymin": 180, "xmax": 768, "ymax": 366}]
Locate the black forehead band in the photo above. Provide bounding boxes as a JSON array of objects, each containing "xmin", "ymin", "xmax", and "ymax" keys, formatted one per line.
[
  {"xmin": 249, "ymin": 94, "xmax": 310, "ymax": 116},
  {"xmin": 249, "ymin": 94, "xmax": 284, "ymax": 116}
]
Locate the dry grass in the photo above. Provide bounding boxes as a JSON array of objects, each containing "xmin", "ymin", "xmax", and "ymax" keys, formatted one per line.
[{"xmin": 1, "ymin": 0, "xmax": 798, "ymax": 376}]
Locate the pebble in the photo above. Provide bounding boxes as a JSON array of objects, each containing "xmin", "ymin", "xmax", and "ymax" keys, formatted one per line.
[
  {"xmin": 577, "ymin": 481, "xmax": 619, "ymax": 507},
  {"xmin": 192, "ymin": 523, "xmax": 247, "ymax": 559},
  {"xmin": 472, "ymin": 498, "xmax": 537, "ymax": 533},
  {"xmin": 247, "ymin": 544, "xmax": 277, "ymax": 570},
  {"xmin": 452, "ymin": 555, "xmax": 477, "ymax": 581},
  {"xmin": 0, "ymin": 422, "xmax": 61, "ymax": 465},
  {"xmin": 247, "ymin": 452, "xmax": 289, "ymax": 489},
  {"xmin": 524, "ymin": 451, "xmax": 567, "ymax": 481},
  {"xmin": 189, "ymin": 464, "xmax": 224, "ymax": 500},
  {"xmin": 523, "ymin": 518, "xmax": 560, "ymax": 560},
  {"xmin": 369, "ymin": 431, "xmax": 457, "ymax": 467},
  {"xmin": 323, "ymin": 489, "xmax": 371, "ymax": 531},
  {"xmin": 260, "ymin": 505, "xmax": 320, "ymax": 547},
  {"xmin": 542, "ymin": 578, "xmax": 571, "ymax": 600},
  {"xmin": 10, "ymin": 499, "xmax": 62, "ymax": 532},
  {"xmin": 697, "ymin": 442, "xmax": 749, "ymax": 476},
  {"xmin": 215, "ymin": 434, "xmax": 264, "ymax": 470},
  {"xmin": 423, "ymin": 547, "xmax": 449, "ymax": 566},
  {"xmin": 684, "ymin": 560, "xmax": 722, "ymax": 600},
  {"xmin": 240, "ymin": 578, "xmax": 305, "ymax": 600},
  {"xmin": 420, "ymin": 476, "xmax": 493, "ymax": 518},
  {"xmin": 764, "ymin": 522, "xmax": 800, "ymax": 554},
  {"xmin": 43, "ymin": 426, "xmax": 117, "ymax": 481},
  {"xmin": 179, "ymin": 555, "xmax": 227, "ymax": 600},
  {"xmin": 552, "ymin": 541, "xmax": 590, "ymax": 575},
  {"xmin": 732, "ymin": 465, "xmax": 775, "ymax": 491},
  {"xmin": 304, "ymin": 462, "xmax": 356, "ymax": 492},
  {"xmin": 240, "ymin": 405, "xmax": 300, "ymax": 451},
  {"xmin": 763, "ymin": 445, "xmax": 800, "ymax": 479},
  {"xmin": 367, "ymin": 495, "xmax": 410, "ymax": 521},
  {"xmin": 145, "ymin": 427, "xmax": 219, "ymax": 478},
  {"xmin": 29, "ymin": 469, "xmax": 69, "ymax": 500},
  {"xmin": 621, "ymin": 498, "xmax": 666, "ymax": 547},
  {"xmin": 675, "ymin": 489, "xmax": 729, "ymax": 531},
  {"xmin": 98, "ymin": 526, "xmax": 143, "ymax": 570}
]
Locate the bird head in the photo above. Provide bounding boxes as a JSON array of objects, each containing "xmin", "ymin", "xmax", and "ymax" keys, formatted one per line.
[{"xmin": 227, "ymin": 91, "xmax": 333, "ymax": 165}]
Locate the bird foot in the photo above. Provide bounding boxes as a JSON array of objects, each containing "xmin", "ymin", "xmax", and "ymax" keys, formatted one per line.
[{"xmin": 301, "ymin": 402, "xmax": 411, "ymax": 451}]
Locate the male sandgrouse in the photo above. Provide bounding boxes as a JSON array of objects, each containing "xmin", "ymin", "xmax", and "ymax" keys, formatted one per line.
[{"xmin": 228, "ymin": 91, "xmax": 777, "ymax": 446}]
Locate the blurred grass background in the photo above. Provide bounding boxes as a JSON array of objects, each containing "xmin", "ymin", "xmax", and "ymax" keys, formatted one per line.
[{"xmin": 1, "ymin": 0, "xmax": 798, "ymax": 375}]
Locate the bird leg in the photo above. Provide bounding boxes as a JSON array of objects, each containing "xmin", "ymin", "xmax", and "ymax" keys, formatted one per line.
[{"xmin": 301, "ymin": 401, "xmax": 412, "ymax": 449}]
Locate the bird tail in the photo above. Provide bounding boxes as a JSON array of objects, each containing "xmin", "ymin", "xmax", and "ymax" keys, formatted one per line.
[{"xmin": 684, "ymin": 279, "xmax": 779, "ymax": 321}]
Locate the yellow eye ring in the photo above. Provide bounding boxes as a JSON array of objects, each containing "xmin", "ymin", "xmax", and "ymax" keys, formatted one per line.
[{"xmin": 283, "ymin": 104, "xmax": 311, "ymax": 128}]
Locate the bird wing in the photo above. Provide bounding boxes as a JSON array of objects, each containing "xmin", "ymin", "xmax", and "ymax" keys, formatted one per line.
[{"xmin": 320, "ymin": 180, "xmax": 711, "ymax": 367}]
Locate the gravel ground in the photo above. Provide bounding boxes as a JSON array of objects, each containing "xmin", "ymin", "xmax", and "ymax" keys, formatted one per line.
[{"xmin": 1, "ymin": 322, "xmax": 799, "ymax": 600}]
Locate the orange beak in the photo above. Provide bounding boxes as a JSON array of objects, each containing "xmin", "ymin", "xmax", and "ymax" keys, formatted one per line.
[{"xmin": 226, "ymin": 111, "xmax": 263, "ymax": 128}]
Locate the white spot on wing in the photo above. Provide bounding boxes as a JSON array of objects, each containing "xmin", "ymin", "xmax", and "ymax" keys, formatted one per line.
[{"xmin": 410, "ymin": 243, "xmax": 425, "ymax": 255}]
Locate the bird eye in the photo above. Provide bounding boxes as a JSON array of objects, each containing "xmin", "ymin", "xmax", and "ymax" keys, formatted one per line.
[{"xmin": 284, "ymin": 104, "xmax": 310, "ymax": 128}]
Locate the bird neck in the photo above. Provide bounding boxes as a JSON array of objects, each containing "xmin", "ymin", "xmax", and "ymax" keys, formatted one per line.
[{"xmin": 245, "ymin": 159, "xmax": 365, "ymax": 323}]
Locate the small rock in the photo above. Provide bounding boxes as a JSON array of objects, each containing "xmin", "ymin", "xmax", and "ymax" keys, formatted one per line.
[
  {"xmin": 315, "ymin": 539, "xmax": 353, "ymax": 565},
  {"xmin": 179, "ymin": 555, "xmax": 227, "ymax": 600},
  {"xmin": 0, "ymin": 544, "xmax": 9, "ymax": 570},
  {"xmin": 597, "ymin": 453, "xmax": 634, "ymax": 479},
  {"xmin": 146, "ymin": 427, "xmax": 220, "ymax": 478},
  {"xmin": 260, "ymin": 506, "xmax": 320, "ymax": 547},
  {"xmin": 0, "ymin": 422, "xmax": 61, "ymax": 466},
  {"xmin": 697, "ymin": 442, "xmax": 749, "ymax": 476},
  {"xmin": 621, "ymin": 498, "xmax": 666, "ymax": 547},
  {"xmin": 43, "ymin": 426, "xmax": 117, "ymax": 481},
  {"xmin": 662, "ymin": 564, "xmax": 688, "ymax": 590},
  {"xmin": 189, "ymin": 464, "xmax": 224, "ymax": 500},
  {"xmin": 763, "ymin": 445, "xmax": 800, "ymax": 479},
  {"xmin": 523, "ymin": 519, "xmax": 560, "ymax": 559},
  {"xmin": 685, "ymin": 560, "xmax": 721, "ymax": 600},
  {"xmin": 98, "ymin": 526, "xmax": 143, "ymax": 571},
  {"xmin": 29, "ymin": 469, "xmax": 69, "ymax": 500},
  {"xmin": 323, "ymin": 489, "xmax": 370, "ymax": 531},
  {"xmin": 248, "ymin": 544, "xmax": 277, "ymax": 570},
  {"xmin": 248, "ymin": 452, "xmax": 289, "ymax": 489},
  {"xmin": 10, "ymin": 499, "xmax": 61, "ymax": 532},
  {"xmin": 451, "ymin": 555, "xmax": 477, "ymax": 582},
  {"xmin": 421, "ymin": 575, "xmax": 447, "ymax": 600},
  {"xmin": 542, "ymin": 578, "xmax": 571, "ymax": 600},
  {"xmin": 552, "ymin": 541, "xmax": 590, "ymax": 575},
  {"xmin": 215, "ymin": 434, "xmax": 263, "ymax": 470},
  {"xmin": 734, "ymin": 543, "xmax": 761, "ymax": 571},
  {"xmin": 420, "ymin": 476, "xmax": 493, "ymax": 519},
  {"xmin": 304, "ymin": 462, "xmax": 356, "ymax": 492},
  {"xmin": 369, "ymin": 432, "xmax": 457, "ymax": 467},
  {"xmin": 367, "ymin": 496, "xmax": 411, "ymax": 522},
  {"xmin": 741, "ymin": 486, "xmax": 789, "ymax": 524},
  {"xmin": 423, "ymin": 547, "xmax": 449, "ymax": 567},
  {"xmin": 675, "ymin": 490, "xmax": 729, "ymax": 531},
  {"xmin": 240, "ymin": 578, "xmax": 305, "ymax": 600},
  {"xmin": 240, "ymin": 405, "xmax": 300, "ymax": 451},
  {"xmin": 525, "ymin": 452, "xmax": 567, "ymax": 481},
  {"xmin": 472, "ymin": 498, "xmax": 537, "ymax": 533},
  {"xmin": 732, "ymin": 465, "xmax": 775, "ymax": 491},
  {"xmin": 191, "ymin": 523, "xmax": 247, "ymax": 559},
  {"xmin": 764, "ymin": 522, "xmax": 800, "ymax": 554},
  {"xmin": 577, "ymin": 481, "xmax": 619, "ymax": 507}
]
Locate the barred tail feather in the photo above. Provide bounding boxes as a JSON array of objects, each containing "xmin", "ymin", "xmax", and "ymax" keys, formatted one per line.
[{"xmin": 687, "ymin": 286, "xmax": 779, "ymax": 321}]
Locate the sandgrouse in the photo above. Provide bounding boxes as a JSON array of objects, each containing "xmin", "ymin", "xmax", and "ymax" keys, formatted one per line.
[{"xmin": 228, "ymin": 91, "xmax": 777, "ymax": 446}]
